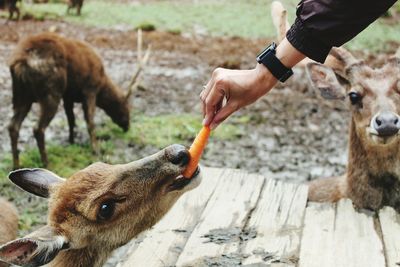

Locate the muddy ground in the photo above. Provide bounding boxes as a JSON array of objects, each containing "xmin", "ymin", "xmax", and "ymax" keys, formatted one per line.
[
  {"xmin": 0, "ymin": 20, "xmax": 352, "ymax": 181},
  {"xmin": 0, "ymin": 18, "xmax": 396, "ymax": 266}
]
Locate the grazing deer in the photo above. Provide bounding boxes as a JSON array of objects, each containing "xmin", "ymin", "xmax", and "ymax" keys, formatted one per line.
[
  {"xmin": 0, "ymin": 198, "xmax": 18, "ymax": 267},
  {"xmin": 0, "ymin": 0, "xmax": 19, "ymax": 21},
  {"xmin": 306, "ymin": 47, "xmax": 400, "ymax": 212},
  {"xmin": 8, "ymin": 31, "xmax": 150, "ymax": 169},
  {"xmin": 0, "ymin": 144, "xmax": 201, "ymax": 267},
  {"xmin": 66, "ymin": 0, "xmax": 83, "ymax": 16}
]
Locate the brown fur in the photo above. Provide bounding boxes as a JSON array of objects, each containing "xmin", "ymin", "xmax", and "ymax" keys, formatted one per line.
[
  {"xmin": 8, "ymin": 32, "xmax": 131, "ymax": 168},
  {"xmin": 0, "ymin": 198, "xmax": 18, "ymax": 267},
  {"xmin": 66, "ymin": 0, "xmax": 84, "ymax": 16},
  {"xmin": 308, "ymin": 175, "xmax": 347, "ymax": 203},
  {"xmin": 307, "ymin": 49, "xmax": 400, "ymax": 212},
  {"xmin": 0, "ymin": 144, "xmax": 201, "ymax": 267}
]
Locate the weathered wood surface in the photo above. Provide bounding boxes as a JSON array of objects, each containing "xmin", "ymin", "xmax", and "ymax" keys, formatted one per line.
[
  {"xmin": 122, "ymin": 168, "xmax": 223, "ymax": 267},
  {"xmin": 175, "ymin": 169, "xmax": 265, "ymax": 266},
  {"xmin": 241, "ymin": 180, "xmax": 308, "ymax": 266},
  {"xmin": 299, "ymin": 200, "xmax": 385, "ymax": 267},
  {"xmin": 119, "ymin": 167, "xmax": 400, "ymax": 267},
  {"xmin": 379, "ymin": 206, "xmax": 400, "ymax": 267}
]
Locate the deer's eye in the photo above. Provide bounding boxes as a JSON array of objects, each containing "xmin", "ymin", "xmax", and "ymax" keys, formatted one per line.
[
  {"xmin": 98, "ymin": 201, "xmax": 115, "ymax": 221},
  {"xmin": 348, "ymin": 92, "xmax": 362, "ymax": 105}
]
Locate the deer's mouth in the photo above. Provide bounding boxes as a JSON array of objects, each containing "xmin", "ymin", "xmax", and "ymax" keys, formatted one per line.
[
  {"xmin": 167, "ymin": 167, "xmax": 201, "ymax": 192},
  {"xmin": 367, "ymin": 127, "xmax": 399, "ymax": 145}
]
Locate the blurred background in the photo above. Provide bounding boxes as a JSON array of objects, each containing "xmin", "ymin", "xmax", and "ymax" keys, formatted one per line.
[{"xmin": 0, "ymin": 1, "xmax": 399, "ymax": 264}]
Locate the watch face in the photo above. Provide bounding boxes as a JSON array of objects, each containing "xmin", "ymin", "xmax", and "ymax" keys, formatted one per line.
[{"xmin": 257, "ymin": 43, "xmax": 277, "ymax": 62}]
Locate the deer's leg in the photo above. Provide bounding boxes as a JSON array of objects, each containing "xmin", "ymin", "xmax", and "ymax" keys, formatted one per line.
[
  {"xmin": 63, "ymin": 100, "xmax": 75, "ymax": 144},
  {"xmin": 8, "ymin": 103, "xmax": 32, "ymax": 169},
  {"xmin": 7, "ymin": 6, "xmax": 13, "ymax": 21},
  {"xmin": 66, "ymin": 3, "xmax": 71, "ymax": 14},
  {"xmin": 82, "ymin": 94, "xmax": 98, "ymax": 153},
  {"xmin": 34, "ymin": 97, "xmax": 60, "ymax": 167},
  {"xmin": 13, "ymin": 6, "xmax": 19, "ymax": 20},
  {"xmin": 308, "ymin": 175, "xmax": 347, "ymax": 203}
]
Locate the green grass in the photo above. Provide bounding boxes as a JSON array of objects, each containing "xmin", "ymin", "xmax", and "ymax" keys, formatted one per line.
[
  {"xmin": 17, "ymin": 0, "xmax": 400, "ymax": 51},
  {"xmin": 98, "ymin": 113, "xmax": 243, "ymax": 148},
  {"xmin": 22, "ymin": 0, "xmax": 278, "ymax": 38},
  {"xmin": 0, "ymin": 144, "xmax": 97, "ymax": 231},
  {"xmin": 348, "ymin": 20, "xmax": 400, "ymax": 51}
]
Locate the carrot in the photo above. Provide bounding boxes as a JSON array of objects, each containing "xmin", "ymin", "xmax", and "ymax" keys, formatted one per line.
[{"xmin": 182, "ymin": 126, "xmax": 211, "ymax": 178}]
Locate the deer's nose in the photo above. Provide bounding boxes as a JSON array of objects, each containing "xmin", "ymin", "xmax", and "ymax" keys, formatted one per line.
[
  {"xmin": 372, "ymin": 112, "xmax": 400, "ymax": 136},
  {"xmin": 165, "ymin": 144, "xmax": 190, "ymax": 166}
]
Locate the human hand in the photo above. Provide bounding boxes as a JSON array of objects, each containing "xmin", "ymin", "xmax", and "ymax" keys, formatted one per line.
[
  {"xmin": 200, "ymin": 38, "xmax": 305, "ymax": 129},
  {"xmin": 200, "ymin": 63, "xmax": 277, "ymax": 129}
]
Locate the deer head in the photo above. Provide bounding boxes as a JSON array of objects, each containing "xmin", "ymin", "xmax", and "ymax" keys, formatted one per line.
[
  {"xmin": 307, "ymin": 47, "xmax": 400, "ymax": 147},
  {"xmin": 0, "ymin": 144, "xmax": 200, "ymax": 267}
]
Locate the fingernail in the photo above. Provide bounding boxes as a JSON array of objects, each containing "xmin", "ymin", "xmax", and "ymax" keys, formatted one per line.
[
  {"xmin": 202, "ymin": 118, "xmax": 208, "ymax": 125},
  {"xmin": 210, "ymin": 122, "xmax": 217, "ymax": 130}
]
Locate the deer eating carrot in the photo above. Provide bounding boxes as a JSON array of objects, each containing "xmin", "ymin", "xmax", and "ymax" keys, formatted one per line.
[
  {"xmin": 0, "ymin": 145, "xmax": 201, "ymax": 267},
  {"xmin": 183, "ymin": 126, "xmax": 211, "ymax": 178}
]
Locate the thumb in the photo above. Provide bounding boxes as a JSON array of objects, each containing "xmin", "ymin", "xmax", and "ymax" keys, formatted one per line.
[{"xmin": 210, "ymin": 102, "xmax": 239, "ymax": 129}]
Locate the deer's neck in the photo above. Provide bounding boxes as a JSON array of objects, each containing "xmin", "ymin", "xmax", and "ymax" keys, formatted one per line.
[
  {"xmin": 347, "ymin": 119, "xmax": 400, "ymax": 210},
  {"xmin": 96, "ymin": 78, "xmax": 125, "ymax": 112},
  {"xmin": 47, "ymin": 246, "xmax": 112, "ymax": 267}
]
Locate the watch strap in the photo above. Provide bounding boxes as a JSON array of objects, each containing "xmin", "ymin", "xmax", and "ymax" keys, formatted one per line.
[
  {"xmin": 257, "ymin": 43, "xmax": 293, "ymax": 82},
  {"xmin": 259, "ymin": 54, "xmax": 293, "ymax": 82}
]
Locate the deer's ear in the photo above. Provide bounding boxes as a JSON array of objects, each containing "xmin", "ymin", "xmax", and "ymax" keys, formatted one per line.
[
  {"xmin": 8, "ymin": 168, "xmax": 65, "ymax": 198},
  {"xmin": 0, "ymin": 226, "xmax": 68, "ymax": 267},
  {"xmin": 306, "ymin": 62, "xmax": 347, "ymax": 100}
]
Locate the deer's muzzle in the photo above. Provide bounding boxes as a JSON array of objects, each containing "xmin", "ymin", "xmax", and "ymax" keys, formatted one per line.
[
  {"xmin": 371, "ymin": 112, "xmax": 400, "ymax": 137},
  {"xmin": 165, "ymin": 144, "xmax": 190, "ymax": 167}
]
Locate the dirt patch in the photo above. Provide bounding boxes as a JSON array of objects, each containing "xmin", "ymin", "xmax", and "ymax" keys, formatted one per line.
[
  {"xmin": 195, "ymin": 252, "xmax": 250, "ymax": 266},
  {"xmin": 202, "ymin": 227, "xmax": 257, "ymax": 245},
  {"xmin": 185, "ymin": 249, "xmax": 297, "ymax": 266}
]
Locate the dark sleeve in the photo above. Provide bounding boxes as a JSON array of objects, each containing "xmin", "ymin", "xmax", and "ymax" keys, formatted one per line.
[{"xmin": 286, "ymin": 0, "xmax": 397, "ymax": 63}]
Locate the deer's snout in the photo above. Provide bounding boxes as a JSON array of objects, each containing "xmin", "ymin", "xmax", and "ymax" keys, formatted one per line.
[
  {"xmin": 165, "ymin": 144, "xmax": 190, "ymax": 166},
  {"xmin": 372, "ymin": 112, "xmax": 400, "ymax": 137}
]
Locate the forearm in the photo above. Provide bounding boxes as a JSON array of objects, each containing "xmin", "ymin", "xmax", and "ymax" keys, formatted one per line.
[
  {"xmin": 287, "ymin": 0, "xmax": 397, "ymax": 63},
  {"xmin": 276, "ymin": 38, "xmax": 306, "ymax": 68}
]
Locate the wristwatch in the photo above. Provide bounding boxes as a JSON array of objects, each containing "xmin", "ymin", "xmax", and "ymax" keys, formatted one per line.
[{"xmin": 256, "ymin": 43, "xmax": 293, "ymax": 82}]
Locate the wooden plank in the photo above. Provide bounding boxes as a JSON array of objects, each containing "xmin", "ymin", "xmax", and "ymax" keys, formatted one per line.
[
  {"xmin": 241, "ymin": 180, "xmax": 308, "ymax": 266},
  {"xmin": 299, "ymin": 199, "xmax": 385, "ymax": 267},
  {"xmin": 121, "ymin": 167, "xmax": 223, "ymax": 267},
  {"xmin": 379, "ymin": 206, "xmax": 400, "ymax": 267},
  {"xmin": 175, "ymin": 169, "xmax": 265, "ymax": 266},
  {"xmin": 297, "ymin": 202, "xmax": 335, "ymax": 267}
]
